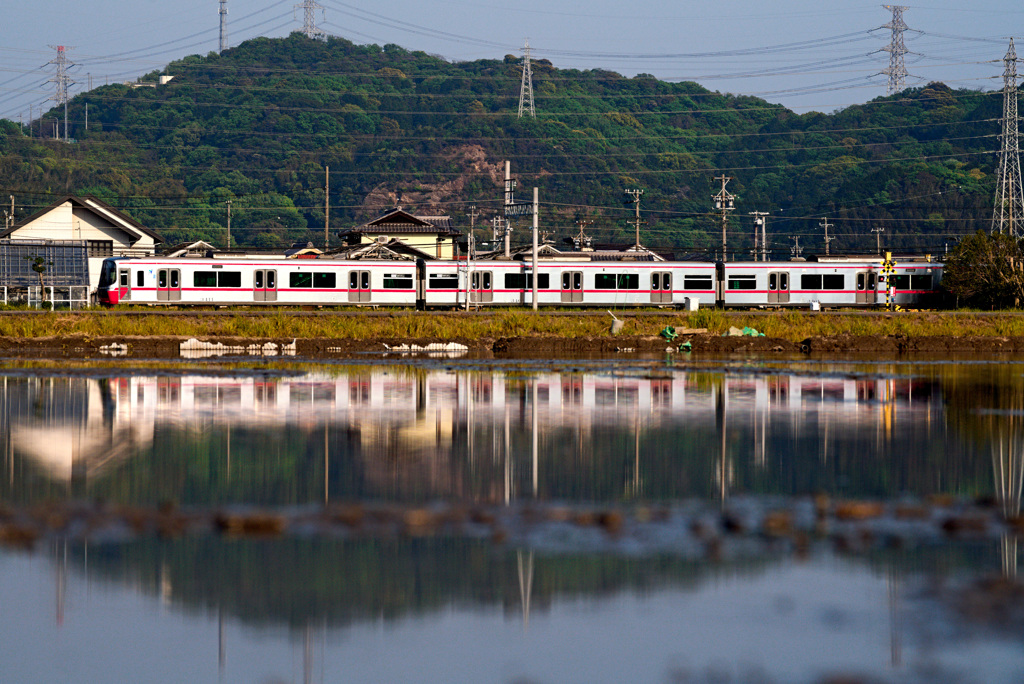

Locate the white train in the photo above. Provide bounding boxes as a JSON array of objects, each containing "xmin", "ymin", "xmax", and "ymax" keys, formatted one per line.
[{"xmin": 97, "ymin": 255, "xmax": 943, "ymax": 309}]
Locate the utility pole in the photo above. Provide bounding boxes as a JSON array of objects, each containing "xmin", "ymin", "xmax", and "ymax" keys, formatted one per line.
[
  {"xmin": 712, "ymin": 175, "xmax": 735, "ymax": 261},
  {"xmin": 882, "ymin": 5, "xmax": 910, "ymax": 95},
  {"xmin": 219, "ymin": 0, "xmax": 229, "ymax": 54},
  {"xmin": 532, "ymin": 187, "xmax": 539, "ymax": 311},
  {"xmin": 47, "ymin": 45, "xmax": 75, "ymax": 143},
  {"xmin": 84, "ymin": 103, "xmax": 88, "ymax": 131},
  {"xmin": 225, "ymin": 200, "xmax": 232, "ymax": 250},
  {"xmin": 518, "ymin": 40, "xmax": 536, "ymax": 118},
  {"xmin": 790, "ymin": 236, "xmax": 803, "ymax": 259},
  {"xmin": 624, "ymin": 189, "xmax": 644, "ymax": 249},
  {"xmin": 820, "ymin": 217, "xmax": 835, "ymax": 256},
  {"xmin": 324, "ymin": 166, "xmax": 330, "ymax": 250},
  {"xmin": 749, "ymin": 211, "xmax": 768, "ymax": 261},
  {"xmin": 466, "ymin": 204, "xmax": 478, "ymax": 246},
  {"xmin": 872, "ymin": 226, "xmax": 884, "ymax": 255},
  {"xmin": 294, "ymin": 0, "xmax": 326, "ymax": 40},
  {"xmin": 992, "ymin": 39, "xmax": 1024, "ymax": 238}
]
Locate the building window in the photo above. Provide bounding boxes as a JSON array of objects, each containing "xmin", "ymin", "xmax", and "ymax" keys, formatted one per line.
[{"xmin": 87, "ymin": 240, "xmax": 114, "ymax": 257}]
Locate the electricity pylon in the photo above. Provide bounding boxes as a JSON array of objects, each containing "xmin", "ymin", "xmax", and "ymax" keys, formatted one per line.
[
  {"xmin": 518, "ymin": 40, "xmax": 535, "ymax": 118},
  {"xmin": 882, "ymin": 5, "xmax": 910, "ymax": 95},
  {"xmin": 993, "ymin": 39, "xmax": 1024, "ymax": 238}
]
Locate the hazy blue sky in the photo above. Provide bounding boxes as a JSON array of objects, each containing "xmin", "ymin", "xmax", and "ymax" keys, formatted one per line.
[{"xmin": 1, "ymin": 0, "xmax": 1020, "ymax": 120}]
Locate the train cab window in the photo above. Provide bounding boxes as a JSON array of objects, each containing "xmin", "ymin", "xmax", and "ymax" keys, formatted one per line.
[
  {"xmin": 683, "ymin": 275, "xmax": 714, "ymax": 290},
  {"xmin": 727, "ymin": 275, "xmax": 757, "ymax": 290},
  {"xmin": 383, "ymin": 273, "xmax": 413, "ymax": 289},
  {"xmin": 313, "ymin": 272, "xmax": 337, "ymax": 288}
]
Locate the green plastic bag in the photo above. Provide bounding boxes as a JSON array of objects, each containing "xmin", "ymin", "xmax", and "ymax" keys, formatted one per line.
[{"xmin": 660, "ymin": 326, "xmax": 677, "ymax": 341}]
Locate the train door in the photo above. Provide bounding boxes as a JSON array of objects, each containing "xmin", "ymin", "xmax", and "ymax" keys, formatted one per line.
[
  {"xmin": 855, "ymin": 271, "xmax": 876, "ymax": 304},
  {"xmin": 470, "ymin": 270, "xmax": 493, "ymax": 303},
  {"xmin": 651, "ymin": 271, "xmax": 672, "ymax": 304},
  {"xmin": 415, "ymin": 259, "xmax": 426, "ymax": 310},
  {"xmin": 254, "ymin": 269, "xmax": 277, "ymax": 302},
  {"xmin": 348, "ymin": 270, "xmax": 371, "ymax": 302},
  {"xmin": 768, "ymin": 271, "xmax": 789, "ymax": 303},
  {"xmin": 561, "ymin": 271, "xmax": 583, "ymax": 303},
  {"xmin": 157, "ymin": 268, "xmax": 181, "ymax": 302},
  {"xmin": 118, "ymin": 268, "xmax": 131, "ymax": 302}
]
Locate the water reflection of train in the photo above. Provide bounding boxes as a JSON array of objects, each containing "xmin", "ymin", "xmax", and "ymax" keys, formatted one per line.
[{"xmin": 1, "ymin": 371, "xmax": 939, "ymax": 483}]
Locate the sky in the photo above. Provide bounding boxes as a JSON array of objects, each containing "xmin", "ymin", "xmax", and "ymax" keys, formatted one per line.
[{"xmin": 0, "ymin": 0, "xmax": 1020, "ymax": 122}]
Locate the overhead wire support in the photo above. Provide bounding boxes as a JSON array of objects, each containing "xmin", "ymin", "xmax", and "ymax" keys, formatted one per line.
[
  {"xmin": 624, "ymin": 189, "xmax": 645, "ymax": 249},
  {"xmin": 295, "ymin": 0, "xmax": 327, "ymax": 41},
  {"xmin": 992, "ymin": 38, "xmax": 1024, "ymax": 238},
  {"xmin": 712, "ymin": 175, "xmax": 735, "ymax": 261},
  {"xmin": 882, "ymin": 5, "xmax": 910, "ymax": 95},
  {"xmin": 518, "ymin": 39, "xmax": 536, "ymax": 119}
]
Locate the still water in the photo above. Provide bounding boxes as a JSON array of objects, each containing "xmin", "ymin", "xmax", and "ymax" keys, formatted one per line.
[{"xmin": 1, "ymin": 356, "xmax": 1023, "ymax": 683}]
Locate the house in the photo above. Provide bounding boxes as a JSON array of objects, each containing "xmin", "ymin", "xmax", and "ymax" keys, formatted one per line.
[
  {"xmin": 0, "ymin": 195, "xmax": 162, "ymax": 291},
  {"xmin": 338, "ymin": 208, "xmax": 461, "ymax": 260}
]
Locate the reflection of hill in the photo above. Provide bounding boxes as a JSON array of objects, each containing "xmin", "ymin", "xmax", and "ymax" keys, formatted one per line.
[{"xmin": 61, "ymin": 537, "xmax": 997, "ymax": 631}]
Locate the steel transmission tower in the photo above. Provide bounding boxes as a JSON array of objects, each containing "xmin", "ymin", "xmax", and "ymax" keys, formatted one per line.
[
  {"xmin": 47, "ymin": 45, "xmax": 74, "ymax": 142},
  {"xmin": 993, "ymin": 39, "xmax": 1024, "ymax": 237},
  {"xmin": 518, "ymin": 40, "xmax": 535, "ymax": 118},
  {"xmin": 882, "ymin": 5, "xmax": 909, "ymax": 95},
  {"xmin": 219, "ymin": 0, "xmax": 229, "ymax": 54},
  {"xmin": 295, "ymin": 0, "xmax": 326, "ymax": 40}
]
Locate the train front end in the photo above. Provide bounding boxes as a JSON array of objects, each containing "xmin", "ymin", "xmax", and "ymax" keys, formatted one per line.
[{"xmin": 96, "ymin": 257, "xmax": 124, "ymax": 306}]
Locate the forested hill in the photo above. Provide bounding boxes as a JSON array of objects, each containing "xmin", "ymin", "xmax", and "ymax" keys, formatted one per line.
[{"xmin": 0, "ymin": 32, "xmax": 1003, "ymax": 256}]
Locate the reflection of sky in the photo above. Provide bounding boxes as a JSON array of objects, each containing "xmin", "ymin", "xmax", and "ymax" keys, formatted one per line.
[{"xmin": 2, "ymin": 549, "xmax": 1021, "ymax": 684}]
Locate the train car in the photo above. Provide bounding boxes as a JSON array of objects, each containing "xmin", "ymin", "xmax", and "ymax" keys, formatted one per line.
[
  {"xmin": 719, "ymin": 258, "xmax": 943, "ymax": 308},
  {"xmin": 97, "ymin": 255, "xmax": 419, "ymax": 307},
  {"xmin": 444, "ymin": 261, "xmax": 718, "ymax": 308}
]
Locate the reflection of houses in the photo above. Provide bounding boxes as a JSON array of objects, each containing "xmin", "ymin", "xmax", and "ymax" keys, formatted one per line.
[
  {"xmin": 0, "ymin": 195, "xmax": 162, "ymax": 291},
  {"xmin": 4, "ymin": 377, "xmax": 154, "ymax": 482},
  {"xmin": 337, "ymin": 208, "xmax": 461, "ymax": 260}
]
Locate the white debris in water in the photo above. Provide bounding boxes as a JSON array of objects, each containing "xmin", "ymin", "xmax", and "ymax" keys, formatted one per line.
[
  {"xmin": 382, "ymin": 342, "xmax": 469, "ymax": 358},
  {"xmin": 179, "ymin": 338, "xmax": 297, "ymax": 359},
  {"xmin": 99, "ymin": 343, "xmax": 129, "ymax": 357}
]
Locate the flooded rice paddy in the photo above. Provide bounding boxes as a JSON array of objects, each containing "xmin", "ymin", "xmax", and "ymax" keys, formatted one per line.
[{"xmin": 1, "ymin": 352, "xmax": 1024, "ymax": 683}]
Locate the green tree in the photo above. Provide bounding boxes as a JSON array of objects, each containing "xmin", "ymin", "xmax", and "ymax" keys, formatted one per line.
[{"xmin": 942, "ymin": 230, "xmax": 1024, "ymax": 308}]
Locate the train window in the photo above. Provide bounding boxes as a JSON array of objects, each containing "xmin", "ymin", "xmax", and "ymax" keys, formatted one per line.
[
  {"xmin": 617, "ymin": 274, "xmax": 638, "ymax": 289},
  {"xmin": 218, "ymin": 271, "xmax": 241, "ymax": 288},
  {"xmin": 800, "ymin": 274, "xmax": 843, "ymax": 290},
  {"xmin": 361, "ymin": 272, "xmax": 370, "ymax": 289},
  {"xmin": 159, "ymin": 270, "xmax": 167, "ymax": 288},
  {"xmin": 727, "ymin": 275, "xmax": 757, "ymax": 290},
  {"xmin": 170, "ymin": 270, "xmax": 180, "ymax": 288},
  {"xmin": 137, "ymin": 271, "xmax": 144, "ymax": 287},
  {"xmin": 194, "ymin": 271, "xmax": 217, "ymax": 288},
  {"xmin": 291, "ymin": 272, "xmax": 313, "ymax": 288},
  {"xmin": 383, "ymin": 273, "xmax": 413, "ymax": 289},
  {"xmin": 267, "ymin": 271, "xmax": 275, "ymax": 288},
  {"xmin": 562, "ymin": 272, "xmax": 571, "ymax": 289},
  {"xmin": 822, "ymin": 274, "xmax": 844, "ymax": 289},
  {"xmin": 313, "ymin": 272, "xmax": 337, "ymax": 288},
  {"xmin": 349, "ymin": 272, "xmax": 358, "ymax": 289},
  {"xmin": 910, "ymin": 274, "xmax": 932, "ymax": 289},
  {"xmin": 683, "ymin": 275, "xmax": 714, "ymax": 290},
  {"xmin": 428, "ymin": 274, "xmax": 459, "ymax": 289},
  {"xmin": 768, "ymin": 273, "xmax": 776, "ymax": 291},
  {"xmin": 505, "ymin": 273, "xmax": 550, "ymax": 289},
  {"xmin": 889, "ymin": 275, "xmax": 910, "ymax": 289},
  {"xmin": 119, "ymin": 271, "xmax": 128, "ymax": 287},
  {"xmin": 255, "ymin": 271, "xmax": 263, "ymax": 288},
  {"xmin": 595, "ymin": 274, "xmax": 617, "ymax": 289}
]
